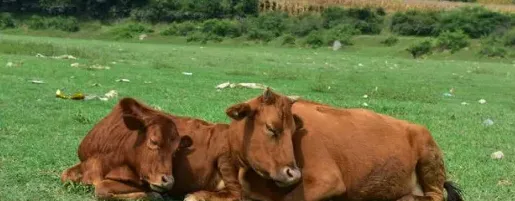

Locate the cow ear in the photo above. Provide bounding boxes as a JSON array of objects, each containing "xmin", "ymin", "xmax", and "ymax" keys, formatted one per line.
[
  {"xmin": 293, "ymin": 114, "xmax": 304, "ymax": 131},
  {"xmin": 122, "ymin": 114, "xmax": 146, "ymax": 131},
  {"xmin": 179, "ymin": 135, "xmax": 193, "ymax": 149},
  {"xmin": 119, "ymin": 97, "xmax": 149, "ymax": 130},
  {"xmin": 226, "ymin": 103, "xmax": 252, "ymax": 120},
  {"xmin": 262, "ymin": 87, "xmax": 276, "ymax": 104}
]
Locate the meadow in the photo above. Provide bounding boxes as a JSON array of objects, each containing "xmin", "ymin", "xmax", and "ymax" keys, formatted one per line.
[{"xmin": 0, "ymin": 32, "xmax": 514, "ymax": 201}]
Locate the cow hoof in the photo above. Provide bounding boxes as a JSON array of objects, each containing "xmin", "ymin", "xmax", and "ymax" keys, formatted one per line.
[{"xmin": 184, "ymin": 194, "xmax": 205, "ymax": 201}]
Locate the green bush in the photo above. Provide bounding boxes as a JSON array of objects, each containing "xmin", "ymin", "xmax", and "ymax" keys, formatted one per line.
[
  {"xmin": 246, "ymin": 11, "xmax": 290, "ymax": 38},
  {"xmin": 113, "ymin": 23, "xmax": 154, "ymax": 39},
  {"xmin": 435, "ymin": 30, "xmax": 470, "ymax": 53},
  {"xmin": 27, "ymin": 15, "xmax": 79, "ymax": 32},
  {"xmin": 281, "ymin": 34, "xmax": 296, "ymax": 46},
  {"xmin": 503, "ymin": 29, "xmax": 515, "ymax": 47},
  {"xmin": 0, "ymin": 13, "xmax": 16, "ymax": 29},
  {"xmin": 290, "ymin": 12, "xmax": 323, "ymax": 37},
  {"xmin": 324, "ymin": 24, "xmax": 357, "ymax": 46},
  {"xmin": 305, "ymin": 31, "xmax": 325, "ymax": 48},
  {"xmin": 479, "ymin": 37, "xmax": 507, "ymax": 58},
  {"xmin": 438, "ymin": 7, "xmax": 512, "ymax": 38},
  {"xmin": 407, "ymin": 39, "xmax": 434, "ymax": 58},
  {"xmin": 390, "ymin": 10, "xmax": 441, "ymax": 36},
  {"xmin": 202, "ymin": 19, "xmax": 242, "ymax": 38},
  {"xmin": 27, "ymin": 15, "xmax": 47, "ymax": 30},
  {"xmin": 321, "ymin": 6, "xmax": 384, "ymax": 34},
  {"xmin": 380, "ymin": 35, "xmax": 399, "ymax": 46}
]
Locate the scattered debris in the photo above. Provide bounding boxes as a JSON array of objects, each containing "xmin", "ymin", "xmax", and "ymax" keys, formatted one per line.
[
  {"xmin": 152, "ymin": 105, "xmax": 163, "ymax": 111},
  {"xmin": 332, "ymin": 40, "xmax": 341, "ymax": 51},
  {"xmin": 363, "ymin": 94, "xmax": 368, "ymax": 99},
  {"xmin": 57, "ymin": 89, "xmax": 118, "ymax": 101},
  {"xmin": 216, "ymin": 82, "xmax": 267, "ymax": 90},
  {"xmin": 362, "ymin": 102, "xmax": 369, "ymax": 107},
  {"xmin": 6, "ymin": 62, "xmax": 13, "ymax": 67},
  {"xmin": 56, "ymin": 89, "xmax": 85, "ymax": 100},
  {"xmin": 490, "ymin": 151, "xmax": 504, "ymax": 159},
  {"xmin": 483, "ymin": 118, "xmax": 494, "ymax": 126},
  {"xmin": 139, "ymin": 34, "xmax": 148, "ymax": 40},
  {"xmin": 498, "ymin": 179, "xmax": 512, "ymax": 186},
  {"xmin": 461, "ymin": 102, "xmax": 469, "ymax": 105},
  {"xmin": 182, "ymin": 72, "xmax": 193, "ymax": 76},
  {"xmin": 443, "ymin": 93, "xmax": 453, "ymax": 97},
  {"xmin": 70, "ymin": 63, "xmax": 80, "ymax": 67},
  {"xmin": 144, "ymin": 81, "xmax": 152, "ymax": 84},
  {"xmin": 478, "ymin": 99, "xmax": 487, "ymax": 104},
  {"xmin": 111, "ymin": 61, "xmax": 117, "ymax": 65},
  {"xmin": 6, "ymin": 61, "xmax": 22, "ymax": 67},
  {"xmin": 116, "ymin": 79, "xmax": 130, "ymax": 82},
  {"xmin": 92, "ymin": 83, "xmax": 101, "ymax": 87},
  {"xmin": 31, "ymin": 80, "xmax": 45, "ymax": 84},
  {"xmin": 358, "ymin": 63, "xmax": 364, "ymax": 67},
  {"xmin": 88, "ymin": 64, "xmax": 110, "ymax": 70},
  {"xmin": 36, "ymin": 53, "xmax": 77, "ymax": 60}
]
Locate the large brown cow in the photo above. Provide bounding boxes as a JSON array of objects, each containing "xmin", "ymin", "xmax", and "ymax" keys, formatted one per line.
[
  {"xmin": 238, "ymin": 99, "xmax": 465, "ymax": 201},
  {"xmin": 164, "ymin": 88, "xmax": 304, "ymax": 201},
  {"xmin": 61, "ymin": 97, "xmax": 193, "ymax": 200}
]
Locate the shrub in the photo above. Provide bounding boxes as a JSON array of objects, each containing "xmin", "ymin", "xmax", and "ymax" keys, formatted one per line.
[
  {"xmin": 281, "ymin": 34, "xmax": 296, "ymax": 46},
  {"xmin": 28, "ymin": 15, "xmax": 47, "ymax": 30},
  {"xmin": 202, "ymin": 19, "xmax": 242, "ymax": 38},
  {"xmin": 186, "ymin": 32, "xmax": 205, "ymax": 42},
  {"xmin": 503, "ymin": 28, "xmax": 515, "ymax": 47},
  {"xmin": 324, "ymin": 24, "xmax": 358, "ymax": 46},
  {"xmin": 435, "ymin": 30, "xmax": 470, "ymax": 53},
  {"xmin": 407, "ymin": 39, "xmax": 434, "ymax": 58},
  {"xmin": 27, "ymin": 15, "xmax": 79, "ymax": 32},
  {"xmin": 390, "ymin": 10, "xmax": 441, "ymax": 36},
  {"xmin": 0, "ymin": 13, "xmax": 16, "ymax": 29},
  {"xmin": 305, "ymin": 31, "xmax": 325, "ymax": 48},
  {"xmin": 479, "ymin": 46, "xmax": 507, "ymax": 58},
  {"xmin": 438, "ymin": 6, "xmax": 512, "ymax": 38},
  {"xmin": 47, "ymin": 16, "xmax": 80, "ymax": 32},
  {"xmin": 479, "ymin": 37, "xmax": 507, "ymax": 58},
  {"xmin": 380, "ymin": 35, "xmax": 399, "ymax": 46},
  {"xmin": 290, "ymin": 12, "xmax": 323, "ymax": 37},
  {"xmin": 245, "ymin": 11, "xmax": 290, "ymax": 42},
  {"xmin": 113, "ymin": 23, "xmax": 154, "ymax": 39},
  {"xmin": 322, "ymin": 6, "xmax": 384, "ymax": 34}
]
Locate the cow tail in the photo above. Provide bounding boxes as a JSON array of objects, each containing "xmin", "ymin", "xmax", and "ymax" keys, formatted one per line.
[{"xmin": 444, "ymin": 181, "xmax": 464, "ymax": 201}]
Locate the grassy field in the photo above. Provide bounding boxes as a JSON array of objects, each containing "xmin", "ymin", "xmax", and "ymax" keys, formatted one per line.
[{"xmin": 0, "ymin": 33, "xmax": 514, "ymax": 201}]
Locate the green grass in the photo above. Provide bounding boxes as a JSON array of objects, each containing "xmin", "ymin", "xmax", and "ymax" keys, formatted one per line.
[{"xmin": 0, "ymin": 33, "xmax": 514, "ymax": 201}]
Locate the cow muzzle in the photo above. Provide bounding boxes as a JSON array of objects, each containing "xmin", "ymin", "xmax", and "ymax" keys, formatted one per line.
[
  {"xmin": 274, "ymin": 166, "xmax": 302, "ymax": 187},
  {"xmin": 149, "ymin": 175, "xmax": 175, "ymax": 192}
]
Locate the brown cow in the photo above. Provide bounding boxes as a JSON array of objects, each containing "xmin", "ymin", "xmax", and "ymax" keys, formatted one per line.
[
  {"xmin": 167, "ymin": 88, "xmax": 304, "ymax": 201},
  {"xmin": 61, "ymin": 97, "xmax": 193, "ymax": 200},
  {"xmin": 238, "ymin": 99, "xmax": 465, "ymax": 201}
]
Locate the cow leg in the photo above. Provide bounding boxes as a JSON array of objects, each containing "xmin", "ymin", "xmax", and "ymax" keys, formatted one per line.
[
  {"xmin": 61, "ymin": 162, "xmax": 83, "ymax": 183},
  {"xmin": 94, "ymin": 179, "xmax": 162, "ymax": 200},
  {"xmin": 185, "ymin": 154, "xmax": 241, "ymax": 201},
  {"xmin": 281, "ymin": 172, "xmax": 346, "ymax": 201}
]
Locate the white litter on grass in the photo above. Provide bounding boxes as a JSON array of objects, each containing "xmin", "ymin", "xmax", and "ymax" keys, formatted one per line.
[
  {"xmin": 483, "ymin": 119, "xmax": 494, "ymax": 126},
  {"xmin": 6, "ymin": 62, "xmax": 14, "ymax": 67},
  {"xmin": 363, "ymin": 94, "xmax": 368, "ymax": 99},
  {"xmin": 139, "ymin": 34, "xmax": 148, "ymax": 40},
  {"xmin": 116, "ymin": 79, "xmax": 130, "ymax": 82},
  {"xmin": 144, "ymin": 81, "xmax": 152, "ymax": 84},
  {"xmin": 182, "ymin": 72, "xmax": 193, "ymax": 76},
  {"xmin": 362, "ymin": 102, "xmax": 369, "ymax": 107},
  {"xmin": 85, "ymin": 90, "xmax": 118, "ymax": 101},
  {"xmin": 332, "ymin": 40, "xmax": 341, "ymax": 51},
  {"xmin": 88, "ymin": 64, "xmax": 110, "ymax": 70},
  {"xmin": 36, "ymin": 53, "xmax": 77, "ymax": 60},
  {"xmin": 491, "ymin": 151, "xmax": 504, "ymax": 159},
  {"xmin": 71, "ymin": 63, "xmax": 80, "ymax": 67},
  {"xmin": 461, "ymin": 102, "xmax": 469, "ymax": 105},
  {"xmin": 216, "ymin": 82, "xmax": 267, "ymax": 90},
  {"xmin": 478, "ymin": 99, "xmax": 487, "ymax": 104},
  {"xmin": 31, "ymin": 80, "xmax": 45, "ymax": 84},
  {"xmin": 104, "ymin": 90, "xmax": 118, "ymax": 99}
]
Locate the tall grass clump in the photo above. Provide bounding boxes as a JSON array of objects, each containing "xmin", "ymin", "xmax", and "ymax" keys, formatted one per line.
[
  {"xmin": 435, "ymin": 30, "xmax": 470, "ymax": 53},
  {"xmin": 27, "ymin": 15, "xmax": 80, "ymax": 32},
  {"xmin": 0, "ymin": 12, "xmax": 16, "ymax": 29},
  {"xmin": 438, "ymin": 6, "xmax": 513, "ymax": 38},
  {"xmin": 390, "ymin": 10, "xmax": 441, "ymax": 36}
]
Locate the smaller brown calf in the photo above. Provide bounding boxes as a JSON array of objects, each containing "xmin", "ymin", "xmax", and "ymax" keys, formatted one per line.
[{"xmin": 61, "ymin": 97, "xmax": 192, "ymax": 200}]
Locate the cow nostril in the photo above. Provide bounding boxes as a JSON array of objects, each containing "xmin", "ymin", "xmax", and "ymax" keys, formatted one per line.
[
  {"xmin": 162, "ymin": 175, "xmax": 173, "ymax": 184},
  {"xmin": 286, "ymin": 168, "xmax": 294, "ymax": 178}
]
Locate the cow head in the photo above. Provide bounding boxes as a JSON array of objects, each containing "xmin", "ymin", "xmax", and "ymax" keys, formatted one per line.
[
  {"xmin": 119, "ymin": 97, "xmax": 193, "ymax": 192},
  {"xmin": 226, "ymin": 88, "xmax": 303, "ymax": 187}
]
